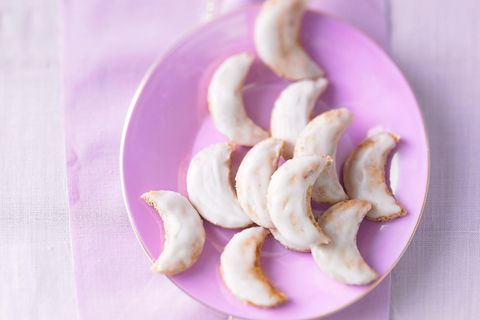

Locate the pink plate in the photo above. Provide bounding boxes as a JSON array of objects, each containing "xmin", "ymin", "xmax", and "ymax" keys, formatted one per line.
[{"xmin": 120, "ymin": 6, "xmax": 429, "ymax": 320}]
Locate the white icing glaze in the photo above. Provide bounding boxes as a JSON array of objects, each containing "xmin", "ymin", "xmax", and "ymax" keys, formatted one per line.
[
  {"xmin": 141, "ymin": 190, "xmax": 205, "ymax": 275},
  {"xmin": 270, "ymin": 228, "xmax": 310, "ymax": 252},
  {"xmin": 186, "ymin": 143, "xmax": 252, "ymax": 228},
  {"xmin": 294, "ymin": 108, "xmax": 352, "ymax": 204},
  {"xmin": 271, "ymin": 208, "xmax": 324, "ymax": 252},
  {"xmin": 311, "ymin": 200, "xmax": 378, "ymax": 285},
  {"xmin": 254, "ymin": 0, "xmax": 324, "ymax": 80},
  {"xmin": 267, "ymin": 155, "xmax": 331, "ymax": 248},
  {"xmin": 208, "ymin": 53, "xmax": 269, "ymax": 146},
  {"xmin": 271, "ymin": 78, "xmax": 328, "ymax": 159},
  {"xmin": 236, "ymin": 138, "xmax": 284, "ymax": 228},
  {"xmin": 220, "ymin": 227, "xmax": 287, "ymax": 307},
  {"xmin": 343, "ymin": 131, "xmax": 406, "ymax": 221}
]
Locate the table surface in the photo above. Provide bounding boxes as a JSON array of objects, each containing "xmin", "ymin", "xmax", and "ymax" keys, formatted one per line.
[{"xmin": 1, "ymin": 0, "xmax": 479, "ymax": 319}]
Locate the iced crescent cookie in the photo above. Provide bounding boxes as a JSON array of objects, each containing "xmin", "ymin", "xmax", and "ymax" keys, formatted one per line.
[
  {"xmin": 312, "ymin": 200, "xmax": 378, "ymax": 285},
  {"xmin": 268, "ymin": 155, "xmax": 331, "ymax": 248},
  {"xmin": 236, "ymin": 138, "xmax": 284, "ymax": 228},
  {"xmin": 294, "ymin": 108, "xmax": 352, "ymax": 204},
  {"xmin": 208, "ymin": 53, "xmax": 269, "ymax": 146},
  {"xmin": 254, "ymin": 0, "xmax": 324, "ymax": 80},
  {"xmin": 187, "ymin": 143, "xmax": 252, "ymax": 228},
  {"xmin": 220, "ymin": 227, "xmax": 287, "ymax": 307},
  {"xmin": 271, "ymin": 78, "xmax": 328, "ymax": 159},
  {"xmin": 343, "ymin": 131, "xmax": 406, "ymax": 221},
  {"xmin": 141, "ymin": 190, "xmax": 205, "ymax": 275}
]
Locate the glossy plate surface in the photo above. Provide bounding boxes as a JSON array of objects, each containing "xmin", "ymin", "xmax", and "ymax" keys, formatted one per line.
[{"xmin": 121, "ymin": 6, "xmax": 429, "ymax": 320}]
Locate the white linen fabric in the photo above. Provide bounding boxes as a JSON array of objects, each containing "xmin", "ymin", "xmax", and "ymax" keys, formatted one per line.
[
  {"xmin": 389, "ymin": 0, "xmax": 480, "ymax": 318},
  {"xmin": 0, "ymin": 1, "xmax": 78, "ymax": 319}
]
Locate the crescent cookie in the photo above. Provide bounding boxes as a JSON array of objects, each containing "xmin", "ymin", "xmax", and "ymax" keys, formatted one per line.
[
  {"xmin": 267, "ymin": 155, "xmax": 331, "ymax": 248},
  {"xmin": 343, "ymin": 131, "xmax": 406, "ymax": 221},
  {"xmin": 187, "ymin": 143, "xmax": 252, "ymax": 228},
  {"xmin": 208, "ymin": 53, "xmax": 269, "ymax": 146},
  {"xmin": 235, "ymin": 138, "xmax": 284, "ymax": 229},
  {"xmin": 271, "ymin": 78, "xmax": 328, "ymax": 159},
  {"xmin": 312, "ymin": 200, "xmax": 378, "ymax": 285},
  {"xmin": 220, "ymin": 227, "xmax": 287, "ymax": 307},
  {"xmin": 294, "ymin": 108, "xmax": 352, "ymax": 204},
  {"xmin": 141, "ymin": 190, "xmax": 205, "ymax": 275},
  {"xmin": 254, "ymin": 0, "xmax": 324, "ymax": 80}
]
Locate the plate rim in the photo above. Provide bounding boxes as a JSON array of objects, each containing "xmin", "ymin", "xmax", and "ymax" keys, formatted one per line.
[{"xmin": 119, "ymin": 5, "xmax": 431, "ymax": 320}]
